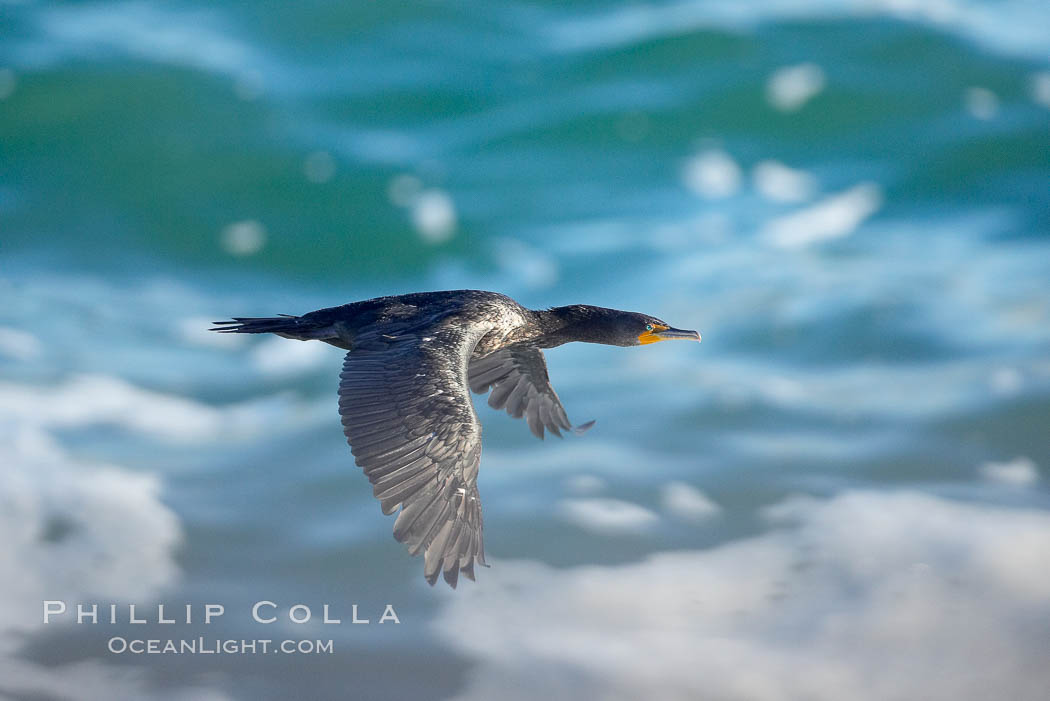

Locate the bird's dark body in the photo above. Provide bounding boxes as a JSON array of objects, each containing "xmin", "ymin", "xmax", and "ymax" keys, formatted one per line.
[
  {"xmin": 213, "ymin": 290, "xmax": 699, "ymax": 588},
  {"xmin": 286, "ymin": 290, "xmax": 536, "ymax": 356}
]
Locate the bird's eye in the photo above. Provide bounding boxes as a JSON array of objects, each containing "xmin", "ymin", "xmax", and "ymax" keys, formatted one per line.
[{"xmin": 645, "ymin": 324, "xmax": 654, "ymax": 331}]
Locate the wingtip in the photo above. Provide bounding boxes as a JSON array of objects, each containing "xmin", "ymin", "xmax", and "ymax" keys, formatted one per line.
[{"xmin": 573, "ymin": 420, "xmax": 596, "ymax": 435}]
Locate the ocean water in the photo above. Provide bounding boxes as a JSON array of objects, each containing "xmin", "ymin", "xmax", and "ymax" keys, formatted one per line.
[{"xmin": 2, "ymin": 1, "xmax": 1050, "ymax": 699}]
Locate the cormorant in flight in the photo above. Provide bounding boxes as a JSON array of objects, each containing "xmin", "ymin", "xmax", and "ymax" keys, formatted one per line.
[{"xmin": 213, "ymin": 290, "xmax": 700, "ymax": 587}]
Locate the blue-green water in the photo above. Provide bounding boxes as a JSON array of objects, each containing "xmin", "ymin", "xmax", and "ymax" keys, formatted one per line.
[{"xmin": 2, "ymin": 2, "xmax": 1050, "ymax": 700}]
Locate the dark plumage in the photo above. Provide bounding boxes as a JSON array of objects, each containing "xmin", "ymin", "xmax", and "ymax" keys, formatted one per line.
[{"xmin": 212, "ymin": 290, "xmax": 700, "ymax": 588}]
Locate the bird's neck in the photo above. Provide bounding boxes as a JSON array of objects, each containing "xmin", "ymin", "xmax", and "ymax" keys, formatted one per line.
[{"xmin": 530, "ymin": 305, "xmax": 618, "ymax": 348}]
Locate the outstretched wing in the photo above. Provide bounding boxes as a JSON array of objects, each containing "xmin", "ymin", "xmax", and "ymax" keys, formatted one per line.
[
  {"xmin": 338, "ymin": 328, "xmax": 486, "ymax": 588},
  {"xmin": 468, "ymin": 345, "xmax": 593, "ymax": 439}
]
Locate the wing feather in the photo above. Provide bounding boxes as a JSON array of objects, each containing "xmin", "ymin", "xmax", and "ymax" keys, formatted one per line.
[
  {"xmin": 338, "ymin": 330, "xmax": 487, "ymax": 587},
  {"xmin": 468, "ymin": 345, "xmax": 590, "ymax": 439}
]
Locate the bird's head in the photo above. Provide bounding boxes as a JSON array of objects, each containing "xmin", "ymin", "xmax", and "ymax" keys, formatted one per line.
[
  {"xmin": 545, "ymin": 305, "xmax": 701, "ymax": 347},
  {"xmin": 620, "ymin": 311, "xmax": 702, "ymax": 347}
]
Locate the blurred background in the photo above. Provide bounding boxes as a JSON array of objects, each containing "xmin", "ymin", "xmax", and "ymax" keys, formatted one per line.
[{"xmin": 2, "ymin": 1, "xmax": 1050, "ymax": 699}]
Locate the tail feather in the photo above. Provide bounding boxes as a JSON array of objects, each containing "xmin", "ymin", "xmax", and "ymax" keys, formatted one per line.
[
  {"xmin": 211, "ymin": 313, "xmax": 350, "ymax": 348},
  {"xmin": 210, "ymin": 316, "xmax": 304, "ymax": 334}
]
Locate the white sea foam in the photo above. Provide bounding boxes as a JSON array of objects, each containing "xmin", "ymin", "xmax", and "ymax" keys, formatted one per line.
[
  {"xmin": 682, "ymin": 149, "xmax": 742, "ymax": 199},
  {"xmin": 688, "ymin": 357, "xmax": 1023, "ymax": 420},
  {"xmin": 766, "ymin": 63, "xmax": 826, "ymax": 112},
  {"xmin": 835, "ymin": 345, "xmax": 1030, "ymax": 409},
  {"xmin": 250, "ymin": 335, "xmax": 330, "ymax": 376},
  {"xmin": 988, "ymin": 366, "xmax": 1023, "ymax": 396},
  {"xmin": 752, "ymin": 160, "xmax": 818, "ymax": 202},
  {"xmin": 761, "ymin": 183, "xmax": 883, "ymax": 248},
  {"xmin": 0, "ymin": 422, "xmax": 195, "ymax": 699},
  {"xmin": 660, "ymin": 482, "xmax": 721, "ymax": 521},
  {"xmin": 544, "ymin": 0, "xmax": 1050, "ymax": 61},
  {"xmin": 0, "ymin": 374, "xmax": 221, "ymax": 441},
  {"xmin": 35, "ymin": 2, "xmax": 262, "ymax": 83},
  {"xmin": 0, "ymin": 325, "xmax": 43, "ymax": 360},
  {"xmin": 434, "ymin": 490, "xmax": 1050, "ymax": 701},
  {"xmin": 489, "ymin": 440, "xmax": 691, "ymax": 481},
  {"xmin": 175, "ymin": 316, "xmax": 246, "ymax": 350},
  {"xmin": 383, "ymin": 171, "xmax": 457, "ymax": 242},
  {"xmin": 0, "ymin": 373, "xmax": 306, "ymax": 443},
  {"xmin": 559, "ymin": 498, "xmax": 660, "ymax": 534},
  {"xmin": 763, "ymin": 375, "xmax": 808, "ymax": 404},
  {"xmin": 493, "ymin": 238, "xmax": 560, "ymax": 289},
  {"xmin": 412, "ymin": 189, "xmax": 458, "ymax": 243},
  {"xmin": 979, "ymin": 457, "xmax": 1039, "ymax": 487},
  {"xmin": 0, "ymin": 425, "xmax": 181, "ymax": 615},
  {"xmin": 564, "ymin": 474, "xmax": 608, "ymax": 495},
  {"xmin": 220, "ymin": 219, "xmax": 267, "ymax": 256},
  {"xmin": 0, "ymin": 276, "xmax": 312, "ymax": 697}
]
